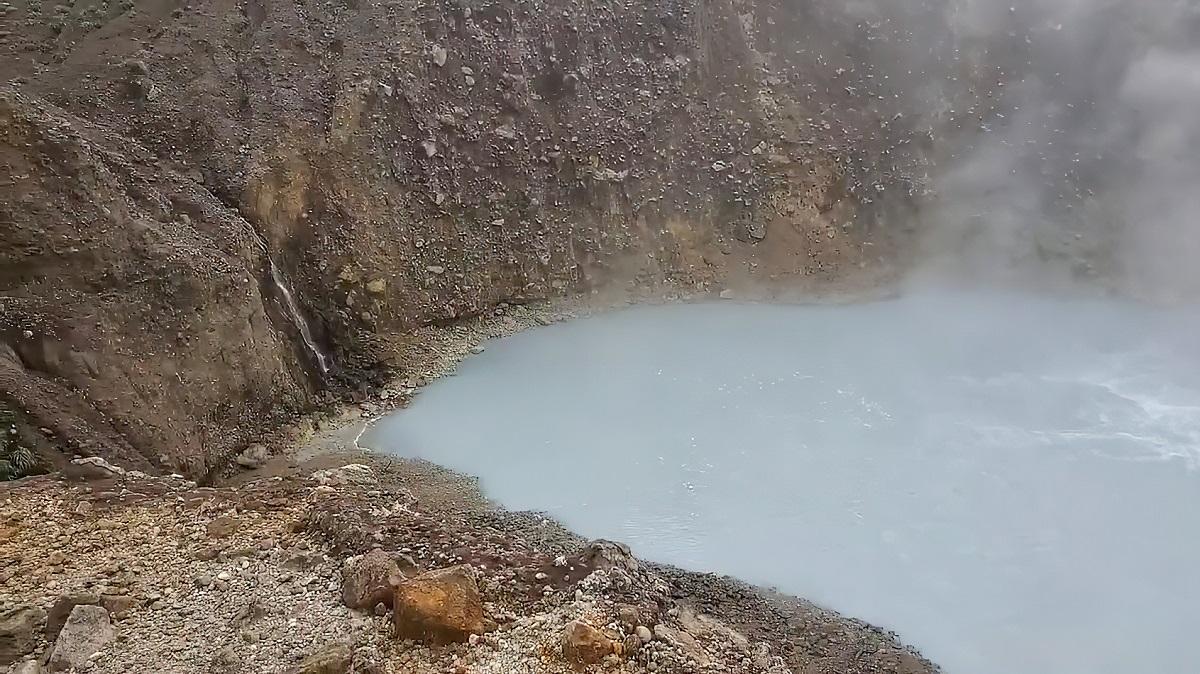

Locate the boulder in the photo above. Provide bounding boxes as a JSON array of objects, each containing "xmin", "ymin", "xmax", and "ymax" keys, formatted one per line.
[
  {"xmin": 46, "ymin": 592, "xmax": 99, "ymax": 640},
  {"xmin": 392, "ymin": 565, "xmax": 488, "ymax": 643},
  {"xmin": 287, "ymin": 641, "xmax": 352, "ymax": 674},
  {"xmin": 0, "ymin": 605, "xmax": 45, "ymax": 666},
  {"xmin": 46, "ymin": 605, "xmax": 114, "ymax": 672},
  {"xmin": 577, "ymin": 539, "xmax": 638, "ymax": 574},
  {"xmin": 561, "ymin": 620, "xmax": 617, "ymax": 665},
  {"xmin": 235, "ymin": 444, "xmax": 269, "ymax": 469},
  {"xmin": 341, "ymin": 550, "xmax": 402, "ymax": 610}
]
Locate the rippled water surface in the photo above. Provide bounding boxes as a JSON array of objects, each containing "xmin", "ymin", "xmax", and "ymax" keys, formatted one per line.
[{"xmin": 365, "ymin": 293, "xmax": 1200, "ymax": 674}]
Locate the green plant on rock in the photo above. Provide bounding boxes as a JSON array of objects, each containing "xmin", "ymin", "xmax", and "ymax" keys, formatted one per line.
[{"xmin": 0, "ymin": 407, "xmax": 35, "ymax": 481}]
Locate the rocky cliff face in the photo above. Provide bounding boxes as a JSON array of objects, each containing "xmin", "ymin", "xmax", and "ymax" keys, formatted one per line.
[{"xmin": 0, "ymin": 0, "xmax": 931, "ymax": 476}]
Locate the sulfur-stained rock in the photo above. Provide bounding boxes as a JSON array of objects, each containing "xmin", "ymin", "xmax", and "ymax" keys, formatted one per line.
[
  {"xmin": 392, "ymin": 565, "xmax": 488, "ymax": 643},
  {"xmin": 561, "ymin": 620, "xmax": 617, "ymax": 665}
]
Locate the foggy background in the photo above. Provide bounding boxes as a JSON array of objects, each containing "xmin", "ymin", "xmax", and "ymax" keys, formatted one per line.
[{"xmin": 848, "ymin": 0, "xmax": 1200, "ymax": 300}]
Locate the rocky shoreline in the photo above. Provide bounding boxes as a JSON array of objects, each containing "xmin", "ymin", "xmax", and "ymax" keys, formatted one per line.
[
  {"xmin": 2, "ymin": 299, "xmax": 936, "ymax": 674},
  {"xmin": 2, "ymin": 453, "xmax": 936, "ymax": 674}
]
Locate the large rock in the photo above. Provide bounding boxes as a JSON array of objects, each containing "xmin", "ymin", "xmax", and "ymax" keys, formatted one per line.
[
  {"xmin": 341, "ymin": 549, "xmax": 402, "ymax": 610},
  {"xmin": 235, "ymin": 443, "xmax": 269, "ymax": 469},
  {"xmin": 46, "ymin": 592, "xmax": 99, "ymax": 640},
  {"xmin": 561, "ymin": 620, "xmax": 618, "ymax": 665},
  {"xmin": 392, "ymin": 565, "xmax": 488, "ymax": 644},
  {"xmin": 46, "ymin": 605, "xmax": 114, "ymax": 672},
  {"xmin": 577, "ymin": 539, "xmax": 639, "ymax": 574},
  {"xmin": 0, "ymin": 605, "xmax": 45, "ymax": 666}
]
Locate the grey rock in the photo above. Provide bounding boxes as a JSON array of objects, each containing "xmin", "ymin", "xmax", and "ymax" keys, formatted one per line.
[
  {"xmin": 309, "ymin": 464, "xmax": 377, "ymax": 487},
  {"xmin": 46, "ymin": 605, "xmax": 114, "ymax": 672},
  {"xmin": 431, "ymin": 45, "xmax": 447, "ymax": 67},
  {"xmin": 46, "ymin": 593, "xmax": 99, "ymax": 640},
  {"xmin": 235, "ymin": 443, "xmax": 268, "ymax": 469},
  {"xmin": 341, "ymin": 549, "xmax": 401, "ymax": 610},
  {"xmin": 0, "ymin": 605, "xmax": 45, "ymax": 666},
  {"xmin": 11, "ymin": 660, "xmax": 42, "ymax": 674}
]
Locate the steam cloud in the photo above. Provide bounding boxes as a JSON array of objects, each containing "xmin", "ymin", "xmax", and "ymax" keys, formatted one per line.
[{"xmin": 896, "ymin": 0, "xmax": 1200, "ymax": 301}]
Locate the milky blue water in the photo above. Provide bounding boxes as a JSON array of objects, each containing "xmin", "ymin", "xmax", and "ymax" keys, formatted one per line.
[{"xmin": 364, "ymin": 293, "xmax": 1200, "ymax": 674}]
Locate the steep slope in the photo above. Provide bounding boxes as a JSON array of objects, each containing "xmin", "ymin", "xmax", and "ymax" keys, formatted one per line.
[{"xmin": 0, "ymin": 0, "xmax": 929, "ymax": 474}]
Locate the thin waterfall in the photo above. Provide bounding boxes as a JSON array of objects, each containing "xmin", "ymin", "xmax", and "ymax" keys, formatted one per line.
[
  {"xmin": 241, "ymin": 224, "xmax": 331, "ymax": 374},
  {"xmin": 267, "ymin": 259, "xmax": 330, "ymax": 374}
]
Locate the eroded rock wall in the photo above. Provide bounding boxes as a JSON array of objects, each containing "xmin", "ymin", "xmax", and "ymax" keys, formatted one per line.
[{"xmin": 0, "ymin": 0, "xmax": 929, "ymax": 474}]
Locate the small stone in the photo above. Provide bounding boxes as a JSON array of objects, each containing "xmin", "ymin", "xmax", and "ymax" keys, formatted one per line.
[
  {"xmin": 194, "ymin": 575, "xmax": 213, "ymax": 588},
  {"xmin": 426, "ymin": 265, "xmax": 446, "ymax": 275},
  {"xmin": 719, "ymin": 289, "xmax": 735, "ymax": 300},
  {"xmin": 635, "ymin": 625, "xmax": 653, "ymax": 644},
  {"xmin": 431, "ymin": 45, "xmax": 448, "ymax": 67},
  {"xmin": 366, "ymin": 279, "xmax": 386, "ymax": 294}
]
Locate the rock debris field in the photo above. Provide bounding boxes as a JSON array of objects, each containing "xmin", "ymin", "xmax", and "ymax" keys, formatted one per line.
[{"xmin": 0, "ymin": 453, "xmax": 933, "ymax": 674}]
